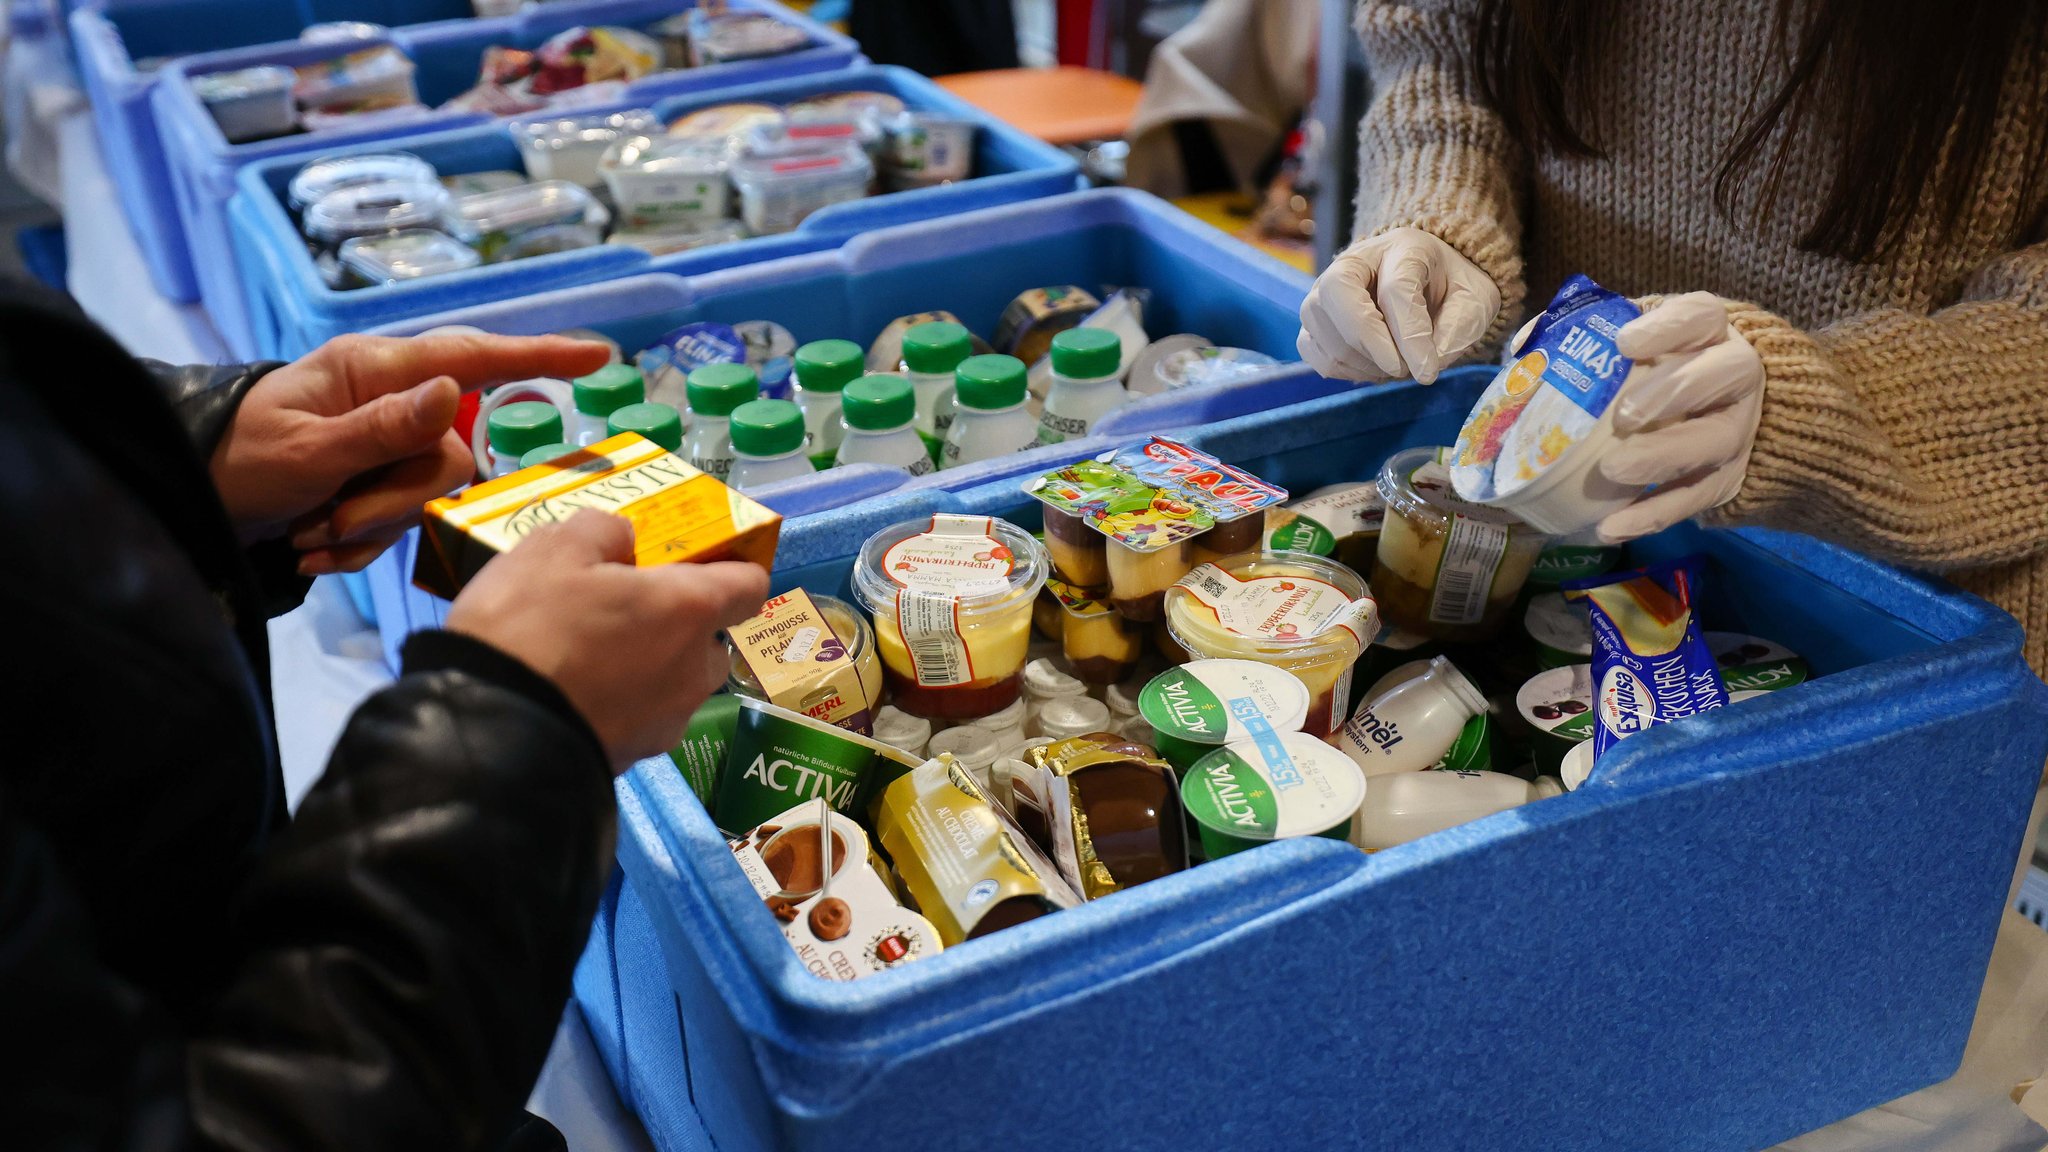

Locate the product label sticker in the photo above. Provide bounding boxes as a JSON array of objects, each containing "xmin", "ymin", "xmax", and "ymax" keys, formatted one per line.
[
  {"xmin": 732, "ymin": 590, "xmax": 873, "ymax": 733},
  {"xmin": 1176, "ymin": 564, "xmax": 1379, "ymax": 646},
  {"xmin": 898, "ymin": 589, "xmax": 973, "ymax": 687},
  {"xmin": 880, "ymin": 514, "xmax": 1016, "ymax": 596},
  {"xmin": 1429, "ymin": 512, "xmax": 1509, "ymax": 626},
  {"xmin": 1451, "ymin": 275, "xmax": 1642, "ymax": 501}
]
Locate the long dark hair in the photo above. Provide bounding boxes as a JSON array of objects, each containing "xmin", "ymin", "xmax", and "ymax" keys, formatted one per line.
[{"xmin": 1474, "ymin": 0, "xmax": 2048, "ymax": 262}]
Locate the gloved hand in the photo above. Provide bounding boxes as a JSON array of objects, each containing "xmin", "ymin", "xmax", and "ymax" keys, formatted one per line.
[
  {"xmin": 1297, "ymin": 227, "xmax": 1501, "ymax": 384},
  {"xmin": 1595, "ymin": 292, "xmax": 1766, "ymax": 543}
]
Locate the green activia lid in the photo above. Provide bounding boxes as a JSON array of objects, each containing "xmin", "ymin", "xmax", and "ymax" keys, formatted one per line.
[
  {"xmin": 607, "ymin": 402, "xmax": 684, "ymax": 451},
  {"xmin": 518, "ymin": 442, "xmax": 579, "ymax": 469},
  {"xmin": 840, "ymin": 374, "xmax": 916, "ymax": 431},
  {"xmin": 792, "ymin": 339, "xmax": 863, "ymax": 393},
  {"xmin": 1138, "ymin": 658, "xmax": 1312, "ymax": 744},
  {"xmin": 487, "ymin": 401, "xmax": 564, "ymax": 457},
  {"xmin": 686, "ymin": 363, "xmax": 760, "ymax": 417},
  {"xmin": 1051, "ymin": 327, "xmax": 1121, "ymax": 379},
  {"xmin": 953, "ymin": 354, "xmax": 1028, "ymax": 411},
  {"xmin": 729, "ymin": 398, "xmax": 806, "ymax": 457},
  {"xmin": 901, "ymin": 321, "xmax": 972, "ymax": 375},
  {"xmin": 572, "ymin": 363, "xmax": 644, "ymax": 418}
]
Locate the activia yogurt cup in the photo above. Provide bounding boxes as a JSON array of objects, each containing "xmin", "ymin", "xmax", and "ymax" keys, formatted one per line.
[
  {"xmin": 852, "ymin": 514, "xmax": 1046, "ymax": 720},
  {"xmin": 1516, "ymin": 663, "xmax": 1596, "ymax": 774},
  {"xmin": 1164, "ymin": 552, "xmax": 1379, "ymax": 738},
  {"xmin": 1523, "ymin": 591, "xmax": 1593, "ymax": 669},
  {"xmin": 1707, "ymin": 632, "xmax": 1810, "ymax": 694},
  {"xmin": 1374, "ymin": 446, "xmax": 1547, "ymax": 643},
  {"xmin": 1138, "ymin": 658, "xmax": 1313, "ymax": 769},
  {"xmin": 1181, "ymin": 731, "xmax": 1367, "ymax": 858}
]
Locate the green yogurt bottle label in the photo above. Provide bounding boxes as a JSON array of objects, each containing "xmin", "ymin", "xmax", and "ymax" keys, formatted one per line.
[
  {"xmin": 1139, "ymin": 658, "xmax": 1313, "ymax": 745},
  {"xmin": 1706, "ymin": 632, "xmax": 1809, "ymax": 694},
  {"xmin": 1182, "ymin": 731, "xmax": 1366, "ymax": 856}
]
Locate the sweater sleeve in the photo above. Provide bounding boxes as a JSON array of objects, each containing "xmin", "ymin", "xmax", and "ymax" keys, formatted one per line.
[
  {"xmin": 1706, "ymin": 239, "xmax": 2048, "ymax": 573},
  {"xmin": 1351, "ymin": 0, "xmax": 1527, "ymax": 340}
]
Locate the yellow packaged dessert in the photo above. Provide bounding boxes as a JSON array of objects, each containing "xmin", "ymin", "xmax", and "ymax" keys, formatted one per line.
[{"xmin": 414, "ymin": 432, "xmax": 780, "ymax": 598}]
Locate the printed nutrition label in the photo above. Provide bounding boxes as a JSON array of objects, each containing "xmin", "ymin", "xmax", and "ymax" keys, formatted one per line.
[{"xmin": 1430, "ymin": 514, "xmax": 1507, "ymax": 625}]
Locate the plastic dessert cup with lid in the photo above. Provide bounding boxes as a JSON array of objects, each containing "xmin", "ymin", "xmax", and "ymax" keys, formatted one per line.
[
  {"xmin": 725, "ymin": 593, "xmax": 884, "ymax": 721},
  {"xmin": 1181, "ymin": 732, "xmax": 1366, "ymax": 859},
  {"xmin": 1042, "ymin": 507, "xmax": 1109, "ymax": 591},
  {"xmin": 852, "ymin": 515, "xmax": 1048, "ymax": 720},
  {"xmin": 1373, "ymin": 446, "xmax": 1548, "ymax": 644},
  {"xmin": 1164, "ymin": 552, "xmax": 1379, "ymax": 738}
]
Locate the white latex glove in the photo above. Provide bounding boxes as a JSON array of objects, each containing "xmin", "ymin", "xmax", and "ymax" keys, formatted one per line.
[
  {"xmin": 1297, "ymin": 227, "xmax": 1502, "ymax": 384},
  {"xmin": 1595, "ymin": 292, "xmax": 1766, "ymax": 543}
]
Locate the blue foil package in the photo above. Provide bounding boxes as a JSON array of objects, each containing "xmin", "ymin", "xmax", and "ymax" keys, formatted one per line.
[{"xmin": 1564, "ymin": 557, "xmax": 1730, "ymax": 761}]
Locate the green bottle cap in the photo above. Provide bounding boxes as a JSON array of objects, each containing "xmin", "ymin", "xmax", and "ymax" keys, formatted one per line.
[
  {"xmin": 487, "ymin": 401, "xmax": 564, "ymax": 457},
  {"xmin": 572, "ymin": 363, "xmax": 644, "ymax": 418},
  {"xmin": 1051, "ymin": 327, "xmax": 1121, "ymax": 379},
  {"xmin": 792, "ymin": 339, "xmax": 864, "ymax": 393},
  {"xmin": 518, "ymin": 442, "xmax": 579, "ymax": 469},
  {"xmin": 840, "ymin": 374, "xmax": 916, "ymax": 431},
  {"xmin": 729, "ymin": 398, "xmax": 806, "ymax": 457},
  {"xmin": 686, "ymin": 363, "xmax": 759, "ymax": 417},
  {"xmin": 900, "ymin": 321, "xmax": 972, "ymax": 375},
  {"xmin": 607, "ymin": 402, "xmax": 685, "ymax": 452},
  {"xmin": 953, "ymin": 353, "xmax": 1028, "ymax": 411}
]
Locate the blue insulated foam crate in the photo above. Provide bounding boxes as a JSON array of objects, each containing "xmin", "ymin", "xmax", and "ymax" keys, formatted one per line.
[
  {"xmin": 75, "ymin": 0, "xmax": 479, "ymax": 301},
  {"xmin": 146, "ymin": 0, "xmax": 857, "ymax": 350},
  {"xmin": 599, "ymin": 374, "xmax": 2048, "ymax": 1152},
  {"xmin": 228, "ymin": 66, "xmax": 1077, "ymax": 360}
]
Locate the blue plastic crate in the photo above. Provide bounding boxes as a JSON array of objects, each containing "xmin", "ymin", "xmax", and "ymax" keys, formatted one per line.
[
  {"xmin": 138, "ymin": 0, "xmax": 857, "ymax": 342},
  {"xmin": 225, "ymin": 65, "xmax": 1079, "ymax": 359},
  {"xmin": 580, "ymin": 374, "xmax": 2048, "ymax": 1152},
  {"xmin": 75, "ymin": 0, "xmax": 483, "ymax": 301}
]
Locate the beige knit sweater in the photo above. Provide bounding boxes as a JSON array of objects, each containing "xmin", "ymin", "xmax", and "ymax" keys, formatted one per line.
[{"xmin": 1352, "ymin": 0, "xmax": 2048, "ymax": 674}]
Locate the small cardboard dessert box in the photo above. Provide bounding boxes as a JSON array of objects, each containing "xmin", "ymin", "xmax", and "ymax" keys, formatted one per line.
[
  {"xmin": 728, "ymin": 801, "xmax": 941, "ymax": 981},
  {"xmin": 414, "ymin": 432, "xmax": 781, "ymax": 599}
]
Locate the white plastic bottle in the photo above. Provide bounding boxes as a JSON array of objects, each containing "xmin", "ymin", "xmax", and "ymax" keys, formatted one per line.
[
  {"xmin": 835, "ymin": 375, "xmax": 935, "ymax": 476},
  {"xmin": 942, "ymin": 354, "xmax": 1039, "ymax": 468},
  {"xmin": 1351, "ymin": 770, "xmax": 1537, "ymax": 851},
  {"xmin": 791, "ymin": 338, "xmax": 863, "ymax": 467},
  {"xmin": 486, "ymin": 401, "xmax": 564, "ymax": 478},
  {"xmin": 683, "ymin": 363, "xmax": 759, "ymax": 481},
  {"xmin": 726, "ymin": 399, "xmax": 816, "ymax": 490},
  {"xmin": 569, "ymin": 362, "xmax": 645, "ymax": 445},
  {"xmin": 900, "ymin": 320, "xmax": 972, "ymax": 461},
  {"xmin": 1334, "ymin": 656, "xmax": 1491, "ymax": 776},
  {"xmin": 1037, "ymin": 327, "xmax": 1127, "ymax": 445}
]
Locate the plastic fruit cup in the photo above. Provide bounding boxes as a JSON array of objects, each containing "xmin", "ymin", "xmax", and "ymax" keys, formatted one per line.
[
  {"xmin": 1163, "ymin": 551, "xmax": 1374, "ymax": 737},
  {"xmin": 852, "ymin": 517, "xmax": 1047, "ymax": 720},
  {"xmin": 1373, "ymin": 446, "xmax": 1547, "ymax": 643},
  {"xmin": 1181, "ymin": 731, "xmax": 1366, "ymax": 859},
  {"xmin": 725, "ymin": 593, "xmax": 884, "ymax": 715}
]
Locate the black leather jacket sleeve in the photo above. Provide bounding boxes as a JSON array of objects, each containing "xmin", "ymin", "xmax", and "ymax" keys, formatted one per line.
[{"xmin": 5, "ymin": 636, "xmax": 614, "ymax": 1152}]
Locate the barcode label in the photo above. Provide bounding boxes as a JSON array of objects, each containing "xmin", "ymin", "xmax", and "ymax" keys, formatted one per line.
[
  {"xmin": 1430, "ymin": 513, "xmax": 1508, "ymax": 625},
  {"xmin": 898, "ymin": 589, "xmax": 973, "ymax": 686}
]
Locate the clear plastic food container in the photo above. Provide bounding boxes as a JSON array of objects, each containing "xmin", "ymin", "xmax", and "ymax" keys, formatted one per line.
[
  {"xmin": 1373, "ymin": 445, "xmax": 1548, "ymax": 643},
  {"xmin": 666, "ymin": 102, "xmax": 785, "ymax": 150},
  {"xmin": 192, "ymin": 65, "xmax": 297, "ymax": 143},
  {"xmin": 882, "ymin": 113, "xmax": 976, "ymax": 188},
  {"xmin": 338, "ymin": 229, "xmax": 479, "ymax": 286},
  {"xmin": 442, "ymin": 180, "xmax": 609, "ymax": 263},
  {"xmin": 729, "ymin": 145, "xmax": 874, "ymax": 235},
  {"xmin": 292, "ymin": 45, "xmax": 418, "ymax": 111},
  {"xmin": 439, "ymin": 170, "xmax": 529, "ymax": 198},
  {"xmin": 511, "ymin": 109, "xmax": 661, "ymax": 189},
  {"xmin": 303, "ymin": 179, "xmax": 449, "ymax": 255},
  {"xmin": 606, "ymin": 221, "xmax": 750, "ymax": 255},
  {"xmin": 599, "ymin": 135, "xmax": 732, "ymax": 230},
  {"xmin": 851, "ymin": 515, "xmax": 1047, "ymax": 721},
  {"xmin": 787, "ymin": 91, "xmax": 908, "ymax": 121},
  {"xmin": 724, "ymin": 594, "xmax": 885, "ymax": 716},
  {"xmin": 498, "ymin": 221, "xmax": 605, "ymax": 261},
  {"xmin": 289, "ymin": 152, "xmax": 438, "ymax": 214},
  {"xmin": 687, "ymin": 11, "xmax": 810, "ymax": 64}
]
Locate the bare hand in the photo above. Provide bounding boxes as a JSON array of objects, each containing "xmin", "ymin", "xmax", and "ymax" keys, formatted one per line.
[
  {"xmin": 211, "ymin": 332, "xmax": 611, "ymax": 574},
  {"xmin": 443, "ymin": 511, "xmax": 770, "ymax": 769}
]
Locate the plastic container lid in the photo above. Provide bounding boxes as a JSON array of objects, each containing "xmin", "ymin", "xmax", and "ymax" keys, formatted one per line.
[
  {"xmin": 686, "ymin": 363, "xmax": 760, "ymax": 417},
  {"xmin": 290, "ymin": 152, "xmax": 437, "ymax": 213},
  {"xmin": 519, "ymin": 442, "xmax": 579, "ymax": 468},
  {"xmin": 599, "ymin": 133, "xmax": 730, "ymax": 177},
  {"xmin": 840, "ymin": 374, "xmax": 916, "ymax": 431},
  {"xmin": 607, "ymin": 402, "xmax": 685, "ymax": 452},
  {"xmin": 488, "ymin": 401, "xmax": 564, "ymax": 456},
  {"xmin": 338, "ymin": 229, "xmax": 479, "ymax": 284},
  {"xmin": 730, "ymin": 399, "xmax": 806, "ymax": 456},
  {"xmin": 192, "ymin": 64, "xmax": 295, "ymax": 102},
  {"xmin": 727, "ymin": 146, "xmax": 872, "ymax": 193},
  {"xmin": 512, "ymin": 108, "xmax": 661, "ymax": 153},
  {"xmin": 443, "ymin": 180, "xmax": 603, "ymax": 244},
  {"xmin": 954, "ymin": 354, "xmax": 1028, "ymax": 411},
  {"xmin": 850, "ymin": 516, "xmax": 1048, "ymax": 621},
  {"xmin": 901, "ymin": 321, "xmax": 973, "ymax": 374},
  {"xmin": 573, "ymin": 363, "xmax": 644, "ymax": 418},
  {"xmin": 793, "ymin": 339, "xmax": 863, "ymax": 393},
  {"xmin": 1051, "ymin": 327, "xmax": 1122, "ymax": 379},
  {"xmin": 303, "ymin": 180, "xmax": 448, "ymax": 244}
]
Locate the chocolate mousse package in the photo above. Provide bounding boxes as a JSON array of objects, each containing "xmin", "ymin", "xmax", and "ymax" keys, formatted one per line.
[
  {"xmin": 728, "ymin": 800, "xmax": 942, "ymax": 980},
  {"xmin": 1009, "ymin": 736, "xmax": 1185, "ymax": 900},
  {"xmin": 728, "ymin": 590, "xmax": 877, "ymax": 735},
  {"xmin": 1563, "ymin": 556, "xmax": 1730, "ymax": 761}
]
